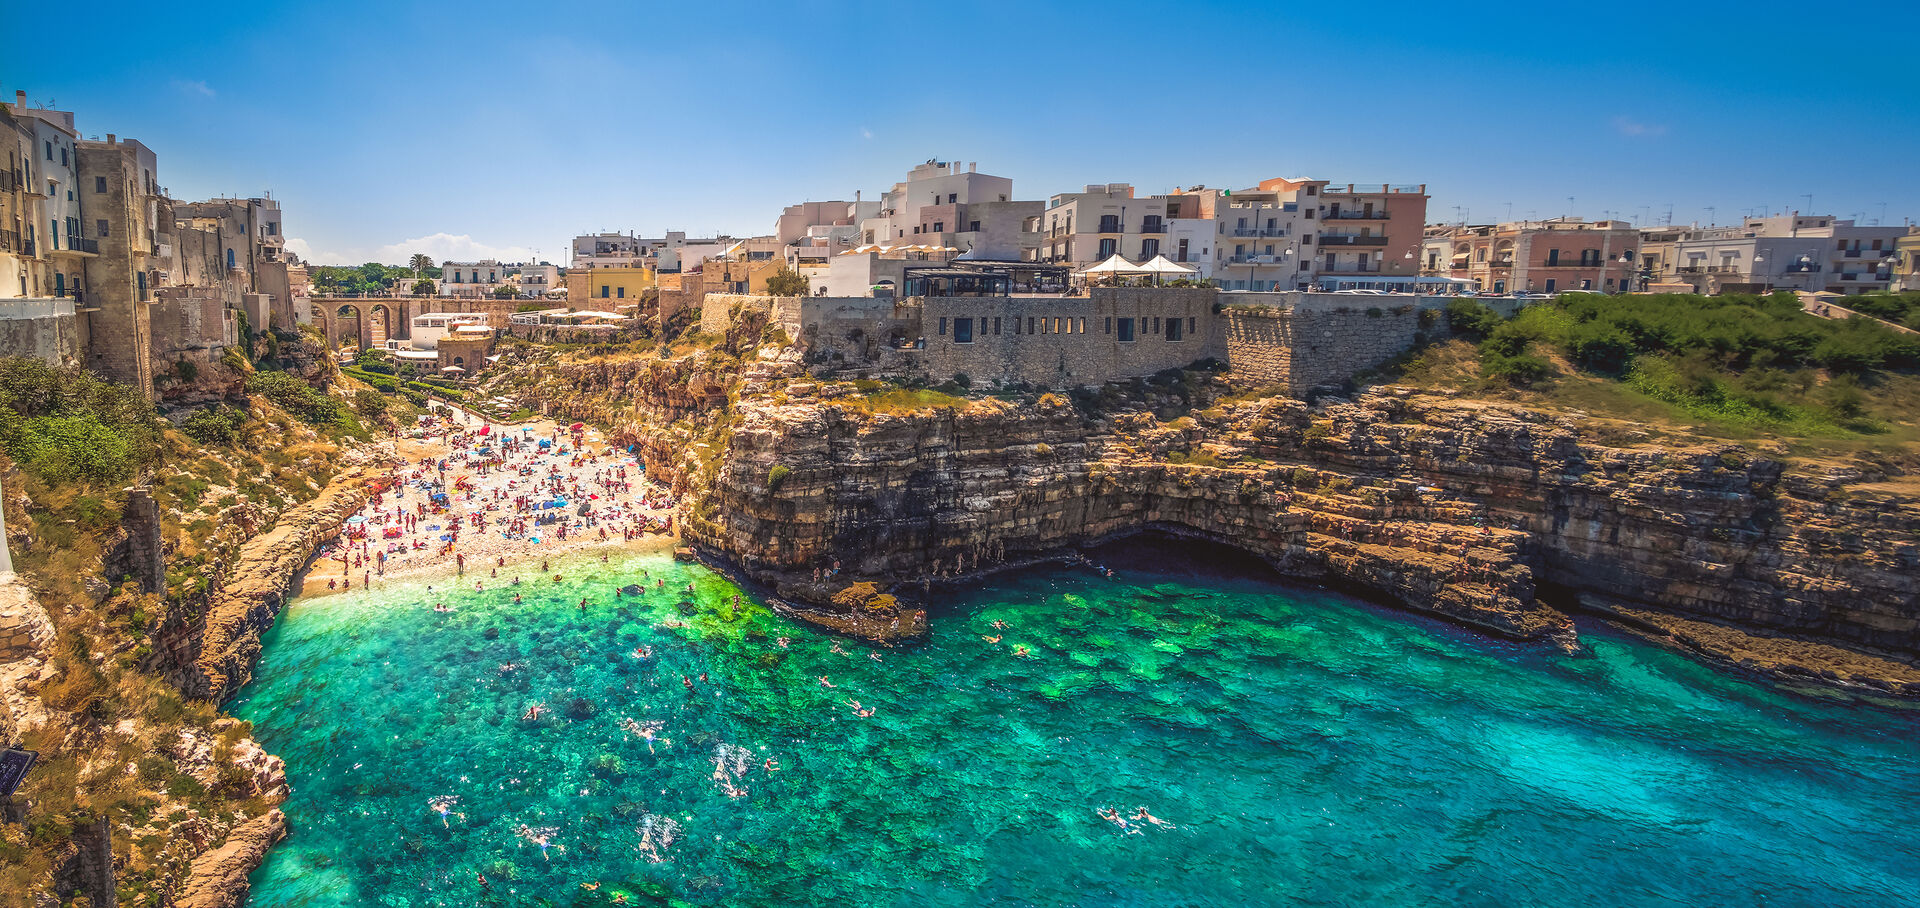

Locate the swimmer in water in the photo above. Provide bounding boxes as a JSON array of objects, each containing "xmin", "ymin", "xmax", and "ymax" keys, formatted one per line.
[
  {"xmin": 817, "ymin": 676, "xmax": 836, "ymax": 689},
  {"xmin": 1132, "ymin": 807, "xmax": 1176, "ymax": 829},
  {"xmin": 512, "ymin": 576, "xmax": 522, "ymax": 586},
  {"xmin": 512, "ymin": 593, "xmax": 523, "ymax": 604},
  {"xmin": 776, "ymin": 637, "xmax": 790, "ymax": 648},
  {"xmin": 982, "ymin": 634, "xmax": 1002, "ymax": 644},
  {"xmin": 868, "ymin": 652, "xmax": 883, "ymax": 663},
  {"xmin": 631, "ymin": 645, "xmax": 651, "ymax": 659},
  {"xmin": 831, "ymin": 642, "xmax": 847, "ymax": 656},
  {"xmin": 475, "ymin": 581, "xmax": 484, "ymax": 592},
  {"xmin": 991, "ymin": 620, "xmax": 1008, "ymax": 630},
  {"xmin": 765, "ymin": 758, "xmax": 780, "ymax": 772},
  {"xmin": 1011, "ymin": 645, "xmax": 1031, "ymax": 658},
  {"xmin": 579, "ymin": 597, "xmax": 589, "ymax": 611},
  {"xmin": 521, "ymin": 703, "xmax": 546, "ymax": 721},
  {"xmin": 554, "ymin": 574, "xmax": 564, "ymax": 583}
]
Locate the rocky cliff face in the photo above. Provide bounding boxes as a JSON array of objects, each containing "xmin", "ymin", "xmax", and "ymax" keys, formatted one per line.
[{"xmin": 688, "ymin": 385, "xmax": 1919, "ymax": 686}]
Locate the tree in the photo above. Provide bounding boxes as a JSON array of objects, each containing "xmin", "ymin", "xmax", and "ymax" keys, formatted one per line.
[
  {"xmin": 764, "ymin": 266, "xmax": 809, "ymax": 297},
  {"xmin": 412, "ymin": 278, "xmax": 436, "ymax": 297},
  {"xmin": 408, "ymin": 253, "xmax": 434, "ymax": 276},
  {"xmin": 494, "ymin": 284, "xmax": 522, "ymax": 299}
]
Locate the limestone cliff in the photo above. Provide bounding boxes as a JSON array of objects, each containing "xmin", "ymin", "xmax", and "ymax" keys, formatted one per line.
[{"xmin": 681, "ymin": 385, "xmax": 1918, "ymax": 692}]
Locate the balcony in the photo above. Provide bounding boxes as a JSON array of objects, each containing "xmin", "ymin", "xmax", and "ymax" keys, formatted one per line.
[
  {"xmin": 1318, "ymin": 235, "xmax": 1389, "ymax": 246},
  {"xmin": 1318, "ymin": 264, "xmax": 1381, "ymax": 274},
  {"xmin": 1231, "ymin": 227, "xmax": 1289, "ymax": 238},
  {"xmin": 70, "ymin": 237, "xmax": 101, "ymax": 254},
  {"xmin": 0, "ymin": 229, "xmax": 15, "ymax": 252},
  {"xmin": 0, "ymin": 171, "xmax": 14, "ymax": 192},
  {"xmin": 1542, "ymin": 259, "xmax": 1605, "ymax": 268},
  {"xmin": 1323, "ymin": 210, "xmax": 1390, "ymax": 220},
  {"xmin": 1842, "ymin": 249, "xmax": 1863, "ymax": 258},
  {"xmin": 1226, "ymin": 254, "xmax": 1283, "ymax": 265},
  {"xmin": 1138, "ymin": 221, "xmax": 1166, "ymax": 234}
]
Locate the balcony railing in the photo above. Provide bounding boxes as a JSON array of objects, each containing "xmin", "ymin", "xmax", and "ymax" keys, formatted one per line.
[
  {"xmin": 0, "ymin": 171, "xmax": 14, "ymax": 192},
  {"xmin": 1318, "ymin": 235, "xmax": 1389, "ymax": 246},
  {"xmin": 1138, "ymin": 221, "xmax": 1166, "ymax": 234},
  {"xmin": 1226, "ymin": 254, "xmax": 1284, "ymax": 264},
  {"xmin": 1843, "ymin": 249, "xmax": 1863, "ymax": 258},
  {"xmin": 0, "ymin": 229, "xmax": 15, "ymax": 252},
  {"xmin": 1231, "ymin": 227, "xmax": 1289, "ymax": 237},
  {"xmin": 1323, "ymin": 210, "xmax": 1390, "ymax": 220},
  {"xmin": 70, "ymin": 237, "xmax": 100, "ymax": 254},
  {"xmin": 1542, "ymin": 259, "xmax": 1606, "ymax": 268},
  {"xmin": 1318, "ymin": 264, "xmax": 1381, "ymax": 273}
]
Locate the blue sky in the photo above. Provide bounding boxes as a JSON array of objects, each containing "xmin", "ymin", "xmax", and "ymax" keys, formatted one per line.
[{"xmin": 11, "ymin": 0, "xmax": 1917, "ymax": 265}]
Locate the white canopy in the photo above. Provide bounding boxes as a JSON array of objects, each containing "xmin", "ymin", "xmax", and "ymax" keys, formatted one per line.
[
  {"xmin": 1077, "ymin": 254, "xmax": 1148, "ymax": 275},
  {"xmin": 1136, "ymin": 255, "xmax": 1199, "ymax": 276}
]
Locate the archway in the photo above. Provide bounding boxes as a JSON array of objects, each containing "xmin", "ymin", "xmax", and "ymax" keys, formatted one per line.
[
  {"xmin": 370, "ymin": 304, "xmax": 393, "ymax": 348},
  {"xmin": 335, "ymin": 304, "xmax": 365, "ymax": 352}
]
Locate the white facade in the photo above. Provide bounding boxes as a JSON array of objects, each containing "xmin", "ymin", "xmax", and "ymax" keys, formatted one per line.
[
  {"xmin": 409, "ymin": 312, "xmax": 489, "ymax": 349},
  {"xmin": 7, "ymin": 100, "xmax": 83, "ymax": 298},
  {"xmin": 440, "ymin": 259, "xmax": 508, "ymax": 297},
  {"xmin": 516, "ymin": 262, "xmax": 560, "ymax": 298},
  {"xmin": 859, "ymin": 161, "xmax": 1013, "ymax": 244}
]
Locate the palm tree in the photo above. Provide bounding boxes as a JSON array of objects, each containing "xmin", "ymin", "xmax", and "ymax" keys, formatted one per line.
[{"xmin": 409, "ymin": 253, "xmax": 434, "ymax": 277}]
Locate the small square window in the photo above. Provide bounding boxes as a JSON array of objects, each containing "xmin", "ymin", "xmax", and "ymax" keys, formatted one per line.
[{"xmin": 97, "ymin": 220, "xmax": 109, "ymax": 237}]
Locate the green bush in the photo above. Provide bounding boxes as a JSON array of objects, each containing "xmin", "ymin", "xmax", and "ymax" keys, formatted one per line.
[
  {"xmin": 1445, "ymin": 299, "xmax": 1502, "ymax": 338},
  {"xmin": 247, "ymin": 370, "xmax": 345, "ymax": 425},
  {"xmin": 353, "ymin": 389, "xmax": 390, "ymax": 417},
  {"xmin": 766, "ymin": 464, "xmax": 791, "ymax": 492},
  {"xmin": 0, "ymin": 358, "xmax": 160, "ymax": 485},
  {"xmin": 181, "ymin": 405, "xmax": 248, "ymax": 445}
]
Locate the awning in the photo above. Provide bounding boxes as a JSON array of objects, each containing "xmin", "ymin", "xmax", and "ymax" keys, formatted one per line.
[
  {"xmin": 1076, "ymin": 254, "xmax": 1148, "ymax": 275},
  {"xmin": 1137, "ymin": 255, "xmax": 1198, "ymax": 276}
]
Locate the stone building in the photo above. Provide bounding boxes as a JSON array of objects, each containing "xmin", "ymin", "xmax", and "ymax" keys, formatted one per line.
[
  {"xmin": 435, "ymin": 327, "xmax": 494, "ymax": 374},
  {"xmin": 76, "ymin": 135, "xmax": 163, "ymax": 393},
  {"xmin": 1430, "ymin": 218, "xmax": 1639, "ymax": 295}
]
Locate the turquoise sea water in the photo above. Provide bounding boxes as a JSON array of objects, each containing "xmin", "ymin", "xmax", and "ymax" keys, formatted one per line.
[{"xmin": 233, "ymin": 542, "xmax": 1920, "ymax": 907}]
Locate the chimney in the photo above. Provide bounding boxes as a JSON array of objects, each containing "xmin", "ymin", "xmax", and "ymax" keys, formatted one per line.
[
  {"xmin": 12, "ymin": 90, "xmax": 23, "ymax": 108},
  {"xmin": 107, "ymin": 133, "xmax": 116, "ymax": 144},
  {"xmin": 969, "ymin": 161, "xmax": 977, "ymax": 173}
]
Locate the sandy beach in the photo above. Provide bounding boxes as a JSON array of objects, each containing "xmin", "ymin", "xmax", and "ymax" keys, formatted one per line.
[{"xmin": 298, "ymin": 410, "xmax": 683, "ymax": 599}]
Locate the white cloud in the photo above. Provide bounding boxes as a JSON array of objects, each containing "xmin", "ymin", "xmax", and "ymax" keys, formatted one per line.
[
  {"xmin": 287, "ymin": 233, "xmax": 534, "ymax": 266},
  {"xmin": 1611, "ymin": 115, "xmax": 1667, "ymax": 138},
  {"xmin": 172, "ymin": 79, "xmax": 216, "ymax": 98},
  {"xmin": 860, "ymin": 127, "xmax": 874, "ymax": 140}
]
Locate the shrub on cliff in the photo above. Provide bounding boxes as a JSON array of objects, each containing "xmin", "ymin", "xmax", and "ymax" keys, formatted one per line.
[
  {"xmin": 1445, "ymin": 299, "xmax": 1501, "ymax": 338},
  {"xmin": 181, "ymin": 405, "xmax": 249, "ymax": 446},
  {"xmin": 766, "ymin": 463, "xmax": 791, "ymax": 492},
  {"xmin": 247, "ymin": 370, "xmax": 345, "ymax": 426},
  {"xmin": 0, "ymin": 358, "xmax": 160, "ymax": 485}
]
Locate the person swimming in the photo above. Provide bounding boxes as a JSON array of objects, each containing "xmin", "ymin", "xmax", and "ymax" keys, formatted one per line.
[
  {"xmin": 1132, "ymin": 807, "xmax": 1176, "ymax": 829},
  {"xmin": 817, "ymin": 676, "xmax": 835, "ymax": 689},
  {"xmin": 1011, "ymin": 645, "xmax": 1031, "ymax": 658},
  {"xmin": 868, "ymin": 652, "xmax": 883, "ymax": 663},
  {"xmin": 776, "ymin": 637, "xmax": 790, "ymax": 648},
  {"xmin": 982, "ymin": 634, "xmax": 1002, "ymax": 643},
  {"xmin": 991, "ymin": 620, "xmax": 1008, "ymax": 630}
]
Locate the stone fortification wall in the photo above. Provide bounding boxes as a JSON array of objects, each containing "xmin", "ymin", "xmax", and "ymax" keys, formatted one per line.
[
  {"xmin": 1218, "ymin": 292, "xmax": 1523, "ymax": 394},
  {"xmin": 0, "ymin": 298, "xmax": 80, "ymax": 364},
  {"xmin": 152, "ymin": 287, "xmax": 235, "ymax": 368},
  {"xmin": 919, "ymin": 287, "xmax": 1221, "ymax": 387}
]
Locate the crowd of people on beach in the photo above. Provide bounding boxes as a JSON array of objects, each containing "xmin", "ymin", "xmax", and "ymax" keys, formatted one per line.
[{"xmin": 315, "ymin": 414, "xmax": 681, "ymax": 593}]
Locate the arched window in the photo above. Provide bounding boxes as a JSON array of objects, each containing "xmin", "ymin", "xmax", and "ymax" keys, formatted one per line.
[{"xmin": 226, "ymin": 248, "xmax": 236, "ymax": 270}]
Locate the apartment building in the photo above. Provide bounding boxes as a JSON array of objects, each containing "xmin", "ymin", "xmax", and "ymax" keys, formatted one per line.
[
  {"xmin": 1034, "ymin": 184, "xmax": 1176, "ymax": 269},
  {"xmin": 0, "ymin": 104, "xmax": 45, "ymax": 299},
  {"xmin": 1638, "ymin": 213, "xmax": 1906, "ymax": 295},
  {"xmin": 1431, "ymin": 218, "xmax": 1638, "ymax": 295},
  {"xmin": 1895, "ymin": 232, "xmax": 1920, "ymax": 292},
  {"xmin": 516, "ymin": 262, "xmax": 561, "ymax": 299},
  {"xmin": 5, "ymin": 92, "xmax": 88, "ymax": 300},
  {"xmin": 859, "ymin": 161, "xmax": 1016, "ymax": 246},
  {"xmin": 440, "ymin": 259, "xmax": 510, "ymax": 297},
  {"xmin": 171, "ymin": 196, "xmax": 306, "ymax": 327}
]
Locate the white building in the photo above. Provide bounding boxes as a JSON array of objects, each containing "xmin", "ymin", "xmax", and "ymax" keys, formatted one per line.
[
  {"xmin": 1656, "ymin": 213, "xmax": 1906, "ymax": 294},
  {"xmin": 440, "ymin": 259, "xmax": 509, "ymax": 297},
  {"xmin": 516, "ymin": 262, "xmax": 560, "ymax": 298},
  {"xmin": 5, "ymin": 94, "xmax": 85, "ymax": 298},
  {"xmin": 859, "ymin": 161, "xmax": 1014, "ymax": 245},
  {"xmin": 408, "ymin": 312, "xmax": 489, "ymax": 349}
]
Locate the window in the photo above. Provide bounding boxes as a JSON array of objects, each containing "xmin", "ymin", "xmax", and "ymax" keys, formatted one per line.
[
  {"xmin": 1098, "ymin": 238, "xmax": 1116, "ymax": 258},
  {"xmin": 993, "ymin": 317, "xmax": 1001, "ymax": 335},
  {"xmin": 969, "ymin": 221, "xmax": 980, "ymax": 232},
  {"xmin": 59, "ymin": 147, "xmax": 67, "ymax": 166},
  {"xmin": 96, "ymin": 219, "xmax": 108, "ymax": 237},
  {"xmin": 1027, "ymin": 317, "xmax": 1035, "ymax": 334},
  {"xmin": 1545, "ymin": 279, "xmax": 1557, "ymax": 292},
  {"xmin": 1118, "ymin": 317, "xmax": 1135, "ymax": 342},
  {"xmin": 932, "ymin": 222, "xmax": 944, "ymax": 232},
  {"xmin": 616, "ymin": 287, "xmax": 625, "ymax": 298},
  {"xmin": 44, "ymin": 141, "xmax": 51, "ymax": 161},
  {"xmin": 1053, "ymin": 317, "xmax": 1062, "ymax": 333},
  {"xmin": 94, "ymin": 176, "xmax": 106, "ymax": 193},
  {"xmin": 1167, "ymin": 318, "xmax": 1182, "ymax": 341},
  {"xmin": 1099, "ymin": 215, "xmax": 1120, "ymax": 232},
  {"xmin": 1188, "ymin": 317, "xmax": 1196, "ymax": 334},
  {"xmin": 226, "ymin": 248, "xmax": 236, "ymax": 270},
  {"xmin": 1579, "ymin": 280, "xmax": 1591, "ymax": 291},
  {"xmin": 954, "ymin": 317, "xmax": 973, "ymax": 343},
  {"xmin": 600, "ymin": 285, "xmax": 610, "ymax": 298},
  {"xmin": 1302, "ymin": 233, "xmax": 1314, "ymax": 245},
  {"xmin": 947, "ymin": 193, "xmax": 957, "ymax": 204},
  {"xmin": 1153, "ymin": 317, "xmax": 1161, "ymax": 333},
  {"xmin": 1141, "ymin": 239, "xmax": 1159, "ymax": 259},
  {"xmin": 1547, "ymin": 249, "xmax": 1560, "ymax": 265},
  {"xmin": 1104, "ymin": 317, "xmax": 1112, "ymax": 334},
  {"xmin": 1014, "ymin": 317, "xmax": 1022, "ymax": 335},
  {"xmin": 938, "ymin": 317, "xmax": 948, "ymax": 336},
  {"xmin": 1079, "ymin": 318, "xmax": 1087, "ymax": 333}
]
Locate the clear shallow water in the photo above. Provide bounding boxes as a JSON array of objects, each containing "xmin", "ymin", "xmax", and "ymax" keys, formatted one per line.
[{"xmin": 233, "ymin": 542, "xmax": 1920, "ymax": 907}]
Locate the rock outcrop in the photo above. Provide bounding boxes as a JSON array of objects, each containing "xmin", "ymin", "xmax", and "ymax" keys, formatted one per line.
[
  {"xmin": 685, "ymin": 387, "xmax": 1920, "ymax": 685},
  {"xmin": 174, "ymin": 809, "xmax": 288, "ymax": 908},
  {"xmin": 186, "ymin": 464, "xmax": 383, "ymax": 701}
]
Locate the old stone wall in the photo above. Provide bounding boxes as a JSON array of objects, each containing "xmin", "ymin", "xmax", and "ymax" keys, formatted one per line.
[
  {"xmin": 0, "ymin": 299, "xmax": 79, "ymax": 364},
  {"xmin": 918, "ymin": 287, "xmax": 1222, "ymax": 388},
  {"xmin": 151, "ymin": 287, "xmax": 234, "ymax": 370}
]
